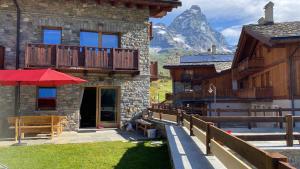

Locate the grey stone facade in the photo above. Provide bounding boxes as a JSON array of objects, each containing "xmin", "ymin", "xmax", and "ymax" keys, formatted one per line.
[{"xmin": 0, "ymin": 0, "xmax": 151, "ymax": 131}]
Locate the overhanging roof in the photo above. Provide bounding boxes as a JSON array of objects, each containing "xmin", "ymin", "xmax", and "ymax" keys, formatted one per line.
[{"xmin": 95, "ymin": 0, "xmax": 182, "ymax": 18}]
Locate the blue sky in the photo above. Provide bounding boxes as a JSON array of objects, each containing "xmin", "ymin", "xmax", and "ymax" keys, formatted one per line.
[{"xmin": 151, "ymin": 0, "xmax": 300, "ymax": 45}]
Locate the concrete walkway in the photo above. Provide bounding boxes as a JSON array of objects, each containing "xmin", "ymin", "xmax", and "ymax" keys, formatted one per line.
[
  {"xmin": 0, "ymin": 129, "xmax": 147, "ymax": 147},
  {"xmin": 166, "ymin": 125, "xmax": 226, "ymax": 169}
]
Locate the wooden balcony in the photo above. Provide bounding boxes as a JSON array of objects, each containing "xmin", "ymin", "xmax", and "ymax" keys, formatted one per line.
[
  {"xmin": 237, "ymin": 57, "xmax": 264, "ymax": 79},
  {"xmin": 236, "ymin": 87, "xmax": 273, "ymax": 99},
  {"xmin": 25, "ymin": 43, "xmax": 139, "ymax": 75},
  {"xmin": 173, "ymin": 89, "xmax": 236, "ymax": 101},
  {"xmin": 150, "ymin": 61, "xmax": 158, "ymax": 82}
]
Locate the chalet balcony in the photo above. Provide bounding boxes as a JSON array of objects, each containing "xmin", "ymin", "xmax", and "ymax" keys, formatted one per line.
[
  {"xmin": 236, "ymin": 87, "xmax": 273, "ymax": 99},
  {"xmin": 25, "ymin": 43, "xmax": 139, "ymax": 74},
  {"xmin": 237, "ymin": 57, "xmax": 264, "ymax": 79},
  {"xmin": 173, "ymin": 89, "xmax": 236, "ymax": 101}
]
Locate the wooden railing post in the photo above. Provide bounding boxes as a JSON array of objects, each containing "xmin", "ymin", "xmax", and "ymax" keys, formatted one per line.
[
  {"xmin": 286, "ymin": 114, "xmax": 294, "ymax": 147},
  {"xmin": 111, "ymin": 48, "xmax": 115, "ymax": 70},
  {"xmin": 266, "ymin": 152, "xmax": 290, "ymax": 169},
  {"xmin": 206, "ymin": 122, "xmax": 213, "ymax": 155},
  {"xmin": 279, "ymin": 107, "xmax": 283, "ymax": 129},
  {"xmin": 248, "ymin": 108, "xmax": 252, "ymax": 129},
  {"xmin": 55, "ymin": 45, "xmax": 59, "ymax": 69},
  {"xmin": 189, "ymin": 114, "xmax": 194, "ymax": 136},
  {"xmin": 176, "ymin": 109, "xmax": 182, "ymax": 125},
  {"xmin": 159, "ymin": 112, "xmax": 162, "ymax": 121}
]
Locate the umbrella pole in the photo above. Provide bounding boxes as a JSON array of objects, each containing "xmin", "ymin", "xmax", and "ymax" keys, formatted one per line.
[
  {"xmin": 17, "ymin": 82, "xmax": 21, "ymax": 144},
  {"xmin": 13, "ymin": 82, "xmax": 26, "ymax": 146}
]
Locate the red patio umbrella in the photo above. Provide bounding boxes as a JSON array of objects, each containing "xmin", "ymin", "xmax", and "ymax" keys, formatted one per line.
[
  {"xmin": 0, "ymin": 68, "xmax": 87, "ymax": 144},
  {"xmin": 0, "ymin": 68, "xmax": 86, "ymax": 86}
]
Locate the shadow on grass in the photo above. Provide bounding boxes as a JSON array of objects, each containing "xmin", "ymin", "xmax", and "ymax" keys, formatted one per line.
[{"xmin": 114, "ymin": 142, "xmax": 172, "ymax": 169}]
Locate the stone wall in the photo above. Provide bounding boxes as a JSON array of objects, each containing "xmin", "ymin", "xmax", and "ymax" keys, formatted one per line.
[{"xmin": 0, "ymin": 0, "xmax": 151, "ymax": 131}]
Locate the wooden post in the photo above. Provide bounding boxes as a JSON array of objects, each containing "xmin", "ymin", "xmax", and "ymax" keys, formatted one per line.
[
  {"xmin": 177, "ymin": 109, "xmax": 182, "ymax": 126},
  {"xmin": 51, "ymin": 115, "xmax": 54, "ymax": 139},
  {"xmin": 279, "ymin": 107, "xmax": 283, "ymax": 129},
  {"xmin": 265, "ymin": 152, "xmax": 289, "ymax": 169},
  {"xmin": 206, "ymin": 122, "xmax": 213, "ymax": 155},
  {"xmin": 159, "ymin": 112, "xmax": 162, "ymax": 121},
  {"xmin": 248, "ymin": 108, "xmax": 252, "ymax": 129},
  {"xmin": 189, "ymin": 115, "xmax": 194, "ymax": 136},
  {"xmin": 15, "ymin": 118, "xmax": 18, "ymax": 142},
  {"xmin": 111, "ymin": 48, "xmax": 115, "ymax": 70},
  {"xmin": 217, "ymin": 109, "xmax": 221, "ymax": 128},
  {"xmin": 286, "ymin": 114, "xmax": 294, "ymax": 147}
]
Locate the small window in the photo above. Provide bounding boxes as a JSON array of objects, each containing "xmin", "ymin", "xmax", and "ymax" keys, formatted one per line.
[
  {"xmin": 80, "ymin": 31, "xmax": 99, "ymax": 47},
  {"xmin": 43, "ymin": 28, "xmax": 62, "ymax": 44},
  {"xmin": 102, "ymin": 34, "xmax": 119, "ymax": 48},
  {"xmin": 37, "ymin": 87, "xmax": 57, "ymax": 110}
]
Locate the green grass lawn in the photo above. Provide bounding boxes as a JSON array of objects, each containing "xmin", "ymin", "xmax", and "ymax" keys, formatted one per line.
[
  {"xmin": 150, "ymin": 79, "xmax": 172, "ymax": 102},
  {"xmin": 0, "ymin": 141, "xmax": 171, "ymax": 169}
]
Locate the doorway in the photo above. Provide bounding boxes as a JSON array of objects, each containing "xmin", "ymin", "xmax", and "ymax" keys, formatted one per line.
[
  {"xmin": 80, "ymin": 87, "xmax": 97, "ymax": 128},
  {"xmin": 98, "ymin": 87, "xmax": 120, "ymax": 128}
]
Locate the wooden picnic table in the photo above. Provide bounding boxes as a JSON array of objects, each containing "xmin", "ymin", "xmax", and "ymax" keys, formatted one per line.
[{"xmin": 7, "ymin": 115, "xmax": 67, "ymax": 141}]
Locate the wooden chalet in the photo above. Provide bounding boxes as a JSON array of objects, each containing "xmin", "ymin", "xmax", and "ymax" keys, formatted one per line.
[
  {"xmin": 164, "ymin": 54, "xmax": 233, "ymax": 107},
  {"xmin": 165, "ymin": 2, "xmax": 300, "ymax": 115}
]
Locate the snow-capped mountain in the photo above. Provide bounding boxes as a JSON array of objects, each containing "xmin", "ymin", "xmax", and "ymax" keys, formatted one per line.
[{"xmin": 151, "ymin": 5, "xmax": 230, "ymax": 53}]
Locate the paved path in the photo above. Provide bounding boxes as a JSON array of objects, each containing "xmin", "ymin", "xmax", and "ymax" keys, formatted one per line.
[
  {"xmin": 0, "ymin": 129, "xmax": 146, "ymax": 147},
  {"xmin": 166, "ymin": 125, "xmax": 226, "ymax": 169}
]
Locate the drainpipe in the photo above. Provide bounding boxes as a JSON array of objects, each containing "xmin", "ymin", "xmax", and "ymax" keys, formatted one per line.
[
  {"xmin": 13, "ymin": 0, "xmax": 21, "ymax": 116},
  {"xmin": 13, "ymin": 0, "xmax": 20, "ymax": 69},
  {"xmin": 288, "ymin": 44, "xmax": 300, "ymax": 116}
]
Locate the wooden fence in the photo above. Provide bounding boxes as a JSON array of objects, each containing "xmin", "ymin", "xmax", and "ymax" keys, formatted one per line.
[{"xmin": 147, "ymin": 107, "xmax": 297, "ymax": 169}]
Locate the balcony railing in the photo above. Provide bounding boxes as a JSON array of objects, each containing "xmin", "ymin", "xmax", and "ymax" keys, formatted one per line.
[
  {"xmin": 236, "ymin": 87, "xmax": 273, "ymax": 99},
  {"xmin": 25, "ymin": 43, "xmax": 139, "ymax": 73},
  {"xmin": 173, "ymin": 89, "xmax": 236, "ymax": 100},
  {"xmin": 238, "ymin": 57, "xmax": 264, "ymax": 73}
]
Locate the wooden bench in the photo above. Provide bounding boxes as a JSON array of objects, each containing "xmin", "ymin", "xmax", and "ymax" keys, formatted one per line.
[
  {"xmin": 135, "ymin": 119, "xmax": 154, "ymax": 136},
  {"xmin": 7, "ymin": 116, "xmax": 66, "ymax": 141}
]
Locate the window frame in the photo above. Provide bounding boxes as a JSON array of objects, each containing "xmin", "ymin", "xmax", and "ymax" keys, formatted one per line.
[
  {"xmin": 79, "ymin": 30, "xmax": 121, "ymax": 48},
  {"xmin": 36, "ymin": 87, "xmax": 57, "ymax": 111},
  {"xmin": 42, "ymin": 26, "xmax": 63, "ymax": 45}
]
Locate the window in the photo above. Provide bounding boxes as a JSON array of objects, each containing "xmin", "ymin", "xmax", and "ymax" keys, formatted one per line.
[
  {"xmin": 80, "ymin": 32, "xmax": 99, "ymax": 47},
  {"xmin": 80, "ymin": 31, "xmax": 120, "ymax": 48},
  {"xmin": 43, "ymin": 28, "xmax": 62, "ymax": 44},
  {"xmin": 37, "ymin": 87, "xmax": 57, "ymax": 110},
  {"xmin": 102, "ymin": 34, "xmax": 119, "ymax": 48}
]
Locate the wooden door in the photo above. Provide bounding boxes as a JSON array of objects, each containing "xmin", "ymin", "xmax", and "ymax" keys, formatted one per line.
[{"xmin": 97, "ymin": 87, "xmax": 121, "ymax": 128}]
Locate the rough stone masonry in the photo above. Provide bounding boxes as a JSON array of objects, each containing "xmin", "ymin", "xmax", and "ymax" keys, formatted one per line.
[{"xmin": 0, "ymin": 0, "xmax": 151, "ymax": 131}]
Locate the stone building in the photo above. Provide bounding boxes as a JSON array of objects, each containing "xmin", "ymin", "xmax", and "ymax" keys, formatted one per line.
[{"xmin": 0, "ymin": 0, "xmax": 181, "ymax": 132}]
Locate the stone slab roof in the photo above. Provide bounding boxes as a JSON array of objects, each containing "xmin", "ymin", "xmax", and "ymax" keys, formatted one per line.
[
  {"xmin": 181, "ymin": 54, "xmax": 234, "ymax": 63},
  {"xmin": 245, "ymin": 22, "xmax": 300, "ymax": 41},
  {"xmin": 164, "ymin": 61, "xmax": 232, "ymax": 72}
]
